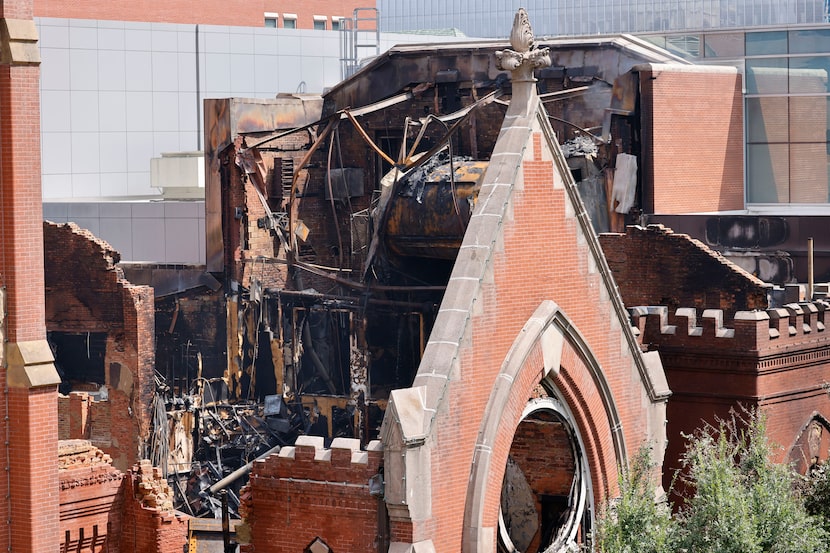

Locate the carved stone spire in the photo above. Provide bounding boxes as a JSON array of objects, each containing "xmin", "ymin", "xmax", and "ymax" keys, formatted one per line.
[{"xmin": 495, "ymin": 8, "xmax": 551, "ymax": 114}]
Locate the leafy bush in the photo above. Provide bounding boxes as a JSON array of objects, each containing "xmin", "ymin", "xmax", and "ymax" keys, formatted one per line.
[
  {"xmin": 674, "ymin": 410, "xmax": 826, "ymax": 553},
  {"xmin": 803, "ymin": 461, "xmax": 830, "ymax": 535},
  {"xmin": 595, "ymin": 446, "xmax": 674, "ymax": 553},
  {"xmin": 597, "ymin": 409, "xmax": 829, "ymax": 553}
]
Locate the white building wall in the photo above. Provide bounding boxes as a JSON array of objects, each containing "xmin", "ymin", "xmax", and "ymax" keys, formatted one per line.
[{"xmin": 37, "ymin": 18, "xmax": 473, "ymax": 262}]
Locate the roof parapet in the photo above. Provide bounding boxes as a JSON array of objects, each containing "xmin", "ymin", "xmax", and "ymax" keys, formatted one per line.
[{"xmin": 630, "ymin": 300, "xmax": 830, "ymax": 352}]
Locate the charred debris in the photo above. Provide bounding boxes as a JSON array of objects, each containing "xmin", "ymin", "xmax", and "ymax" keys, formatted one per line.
[{"xmin": 148, "ymin": 40, "xmax": 654, "ymax": 516}]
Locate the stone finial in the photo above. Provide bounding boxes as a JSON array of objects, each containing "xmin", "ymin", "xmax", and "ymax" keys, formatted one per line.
[
  {"xmin": 495, "ymin": 9, "xmax": 551, "ymax": 75},
  {"xmin": 510, "ymin": 8, "xmax": 534, "ymax": 53}
]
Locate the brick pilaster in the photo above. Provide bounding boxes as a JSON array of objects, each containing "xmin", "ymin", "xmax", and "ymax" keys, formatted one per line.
[{"xmin": 0, "ymin": 3, "xmax": 61, "ymax": 551}]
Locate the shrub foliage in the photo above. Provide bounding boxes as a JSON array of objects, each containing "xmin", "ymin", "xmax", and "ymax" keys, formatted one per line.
[{"xmin": 596, "ymin": 409, "xmax": 829, "ymax": 553}]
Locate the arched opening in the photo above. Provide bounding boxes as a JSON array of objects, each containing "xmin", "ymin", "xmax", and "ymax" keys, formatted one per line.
[{"xmin": 498, "ymin": 394, "xmax": 593, "ymax": 553}]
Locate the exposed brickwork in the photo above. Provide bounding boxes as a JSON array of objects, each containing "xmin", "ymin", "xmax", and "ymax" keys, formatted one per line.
[
  {"xmin": 0, "ymin": 3, "xmax": 60, "ymax": 549},
  {"xmin": 44, "ymin": 221, "xmax": 155, "ymax": 470},
  {"xmin": 59, "ymin": 440, "xmax": 123, "ymax": 553},
  {"xmin": 632, "ymin": 302, "xmax": 830, "ymax": 491},
  {"xmin": 508, "ymin": 417, "xmax": 576, "ymax": 538},
  {"xmin": 8, "ymin": 386, "xmax": 60, "ymax": 552},
  {"xmin": 240, "ymin": 437, "xmax": 385, "ymax": 553},
  {"xmin": 600, "ymin": 224, "xmax": 770, "ymax": 318},
  {"xmin": 34, "ymin": 0, "xmax": 374, "ymax": 29},
  {"xmin": 0, "ymin": 65, "xmax": 45, "ymax": 343},
  {"xmin": 120, "ymin": 461, "xmax": 189, "ymax": 553},
  {"xmin": 638, "ymin": 65, "xmax": 744, "ymax": 214}
]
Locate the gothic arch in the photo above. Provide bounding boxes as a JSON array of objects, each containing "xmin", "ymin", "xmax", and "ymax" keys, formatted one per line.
[
  {"xmin": 462, "ymin": 300, "xmax": 627, "ymax": 553},
  {"xmin": 789, "ymin": 412, "xmax": 830, "ymax": 474}
]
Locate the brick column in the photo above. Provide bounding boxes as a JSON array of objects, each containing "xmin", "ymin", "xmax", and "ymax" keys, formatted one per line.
[{"xmin": 0, "ymin": 1, "xmax": 62, "ymax": 551}]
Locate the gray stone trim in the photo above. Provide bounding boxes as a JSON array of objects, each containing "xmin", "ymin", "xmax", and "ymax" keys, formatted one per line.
[
  {"xmin": 462, "ymin": 300, "xmax": 625, "ymax": 553},
  {"xmin": 536, "ymin": 108, "xmax": 672, "ymax": 403}
]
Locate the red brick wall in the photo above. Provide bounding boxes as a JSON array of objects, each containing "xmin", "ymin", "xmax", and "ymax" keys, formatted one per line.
[
  {"xmin": 59, "ymin": 441, "xmax": 124, "ymax": 553},
  {"xmin": 510, "ymin": 419, "xmax": 576, "ymax": 498},
  {"xmin": 58, "ymin": 392, "xmax": 91, "ymax": 440},
  {"xmin": 0, "ymin": 66, "xmax": 45, "ymax": 343},
  {"xmin": 638, "ymin": 66, "xmax": 744, "ymax": 214},
  {"xmin": 0, "ymin": 2, "xmax": 60, "ymax": 549},
  {"xmin": 241, "ymin": 438, "xmax": 384, "ymax": 552},
  {"xmin": 1, "ymin": 0, "xmax": 33, "ymax": 18},
  {"xmin": 392, "ymin": 118, "xmax": 666, "ymax": 550},
  {"xmin": 8, "ymin": 387, "xmax": 60, "ymax": 552},
  {"xmin": 600, "ymin": 224, "xmax": 770, "ymax": 318},
  {"xmin": 632, "ymin": 303, "xmax": 830, "ymax": 491},
  {"xmin": 33, "ymin": 0, "xmax": 374, "ymax": 28},
  {"xmin": 44, "ymin": 222, "xmax": 155, "ymax": 471},
  {"xmin": 120, "ymin": 462, "xmax": 189, "ymax": 553}
]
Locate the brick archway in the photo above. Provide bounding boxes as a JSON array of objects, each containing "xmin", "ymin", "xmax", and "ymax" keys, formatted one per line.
[
  {"xmin": 788, "ymin": 413, "xmax": 830, "ymax": 474},
  {"xmin": 462, "ymin": 301, "xmax": 626, "ymax": 553}
]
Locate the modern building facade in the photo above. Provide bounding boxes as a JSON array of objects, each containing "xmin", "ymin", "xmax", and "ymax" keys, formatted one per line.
[
  {"xmin": 380, "ymin": 0, "xmax": 829, "ymax": 38},
  {"xmin": 35, "ymin": 0, "xmax": 373, "ymax": 30},
  {"xmin": 381, "ymin": 0, "xmax": 830, "ymax": 212},
  {"xmin": 34, "ymin": 5, "xmax": 450, "ymax": 264},
  {"xmin": 646, "ymin": 27, "xmax": 830, "ymax": 206}
]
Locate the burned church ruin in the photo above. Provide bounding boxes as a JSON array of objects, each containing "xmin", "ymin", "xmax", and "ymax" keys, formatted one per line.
[{"xmin": 26, "ymin": 7, "xmax": 830, "ymax": 553}]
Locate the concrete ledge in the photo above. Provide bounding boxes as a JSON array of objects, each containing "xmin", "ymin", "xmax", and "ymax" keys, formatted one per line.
[
  {"xmin": 7, "ymin": 340, "xmax": 61, "ymax": 388},
  {"xmin": 0, "ymin": 18, "xmax": 40, "ymax": 65}
]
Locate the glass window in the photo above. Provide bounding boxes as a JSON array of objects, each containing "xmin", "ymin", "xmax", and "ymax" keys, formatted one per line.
[
  {"xmin": 746, "ymin": 97, "xmax": 788, "ymax": 143},
  {"xmin": 745, "ymin": 58, "xmax": 788, "ymax": 94},
  {"xmin": 665, "ymin": 35, "xmax": 701, "ymax": 58},
  {"xmin": 314, "ymin": 20, "xmax": 326, "ymax": 30},
  {"xmin": 747, "ymin": 143, "xmax": 789, "ymax": 203},
  {"xmin": 642, "ymin": 36, "xmax": 667, "ymax": 49},
  {"xmin": 264, "ymin": 17, "xmax": 277, "ymax": 28},
  {"xmin": 790, "ymin": 96, "xmax": 830, "ymax": 143},
  {"xmin": 332, "ymin": 18, "xmax": 343, "ymax": 31},
  {"xmin": 704, "ymin": 33, "xmax": 745, "ymax": 58},
  {"xmin": 283, "ymin": 18, "xmax": 296, "ymax": 29},
  {"xmin": 789, "ymin": 142, "xmax": 830, "ymax": 202},
  {"xmin": 789, "ymin": 29, "xmax": 830, "ymax": 54},
  {"xmin": 746, "ymin": 31, "xmax": 788, "ymax": 55},
  {"xmin": 789, "ymin": 56, "xmax": 830, "ymax": 94}
]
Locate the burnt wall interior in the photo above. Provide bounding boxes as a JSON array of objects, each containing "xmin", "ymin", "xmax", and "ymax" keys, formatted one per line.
[
  {"xmin": 154, "ymin": 288, "xmax": 227, "ymax": 393},
  {"xmin": 44, "ymin": 221, "xmax": 155, "ymax": 471},
  {"xmin": 156, "ymin": 39, "xmax": 679, "ymax": 517},
  {"xmin": 600, "ymin": 224, "xmax": 771, "ymax": 318},
  {"xmin": 501, "ymin": 409, "xmax": 580, "ymax": 553}
]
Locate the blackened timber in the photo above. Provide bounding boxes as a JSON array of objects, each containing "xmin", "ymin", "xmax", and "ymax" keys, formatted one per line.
[{"xmin": 250, "ymin": 256, "xmax": 447, "ymax": 292}]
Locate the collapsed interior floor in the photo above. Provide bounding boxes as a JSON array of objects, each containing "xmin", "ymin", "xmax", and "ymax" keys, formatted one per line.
[{"xmin": 107, "ymin": 40, "xmax": 655, "ymax": 517}]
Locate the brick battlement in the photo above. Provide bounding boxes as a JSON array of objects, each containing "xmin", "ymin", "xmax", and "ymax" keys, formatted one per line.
[
  {"xmin": 631, "ymin": 301, "xmax": 830, "ymax": 353},
  {"xmin": 241, "ymin": 437, "xmax": 384, "ymax": 552},
  {"xmin": 250, "ymin": 436, "xmax": 383, "ymax": 484}
]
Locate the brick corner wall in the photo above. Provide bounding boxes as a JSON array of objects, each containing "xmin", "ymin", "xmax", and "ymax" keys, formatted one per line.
[
  {"xmin": 242, "ymin": 437, "xmax": 385, "ymax": 553},
  {"xmin": 59, "ymin": 439, "xmax": 124, "ymax": 552},
  {"xmin": 638, "ymin": 65, "xmax": 744, "ymax": 214},
  {"xmin": 120, "ymin": 460, "xmax": 189, "ymax": 553},
  {"xmin": 44, "ymin": 221, "xmax": 155, "ymax": 471},
  {"xmin": 599, "ymin": 223, "xmax": 769, "ymax": 318}
]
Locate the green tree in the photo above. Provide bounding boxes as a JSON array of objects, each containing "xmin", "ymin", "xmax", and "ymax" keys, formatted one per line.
[
  {"xmin": 595, "ymin": 446, "xmax": 674, "ymax": 553},
  {"xmin": 596, "ymin": 409, "xmax": 829, "ymax": 553},
  {"xmin": 674, "ymin": 410, "xmax": 827, "ymax": 553},
  {"xmin": 803, "ymin": 461, "xmax": 830, "ymax": 536}
]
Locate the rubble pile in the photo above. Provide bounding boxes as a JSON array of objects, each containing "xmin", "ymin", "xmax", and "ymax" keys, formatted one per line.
[
  {"xmin": 134, "ymin": 459, "xmax": 175, "ymax": 511},
  {"xmin": 58, "ymin": 439, "xmax": 114, "ymax": 470}
]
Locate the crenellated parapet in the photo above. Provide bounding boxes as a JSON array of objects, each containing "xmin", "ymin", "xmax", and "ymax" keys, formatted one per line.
[
  {"xmin": 631, "ymin": 300, "xmax": 830, "ymax": 354},
  {"xmin": 249, "ymin": 436, "xmax": 383, "ymax": 486},
  {"xmin": 240, "ymin": 436, "xmax": 385, "ymax": 552}
]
